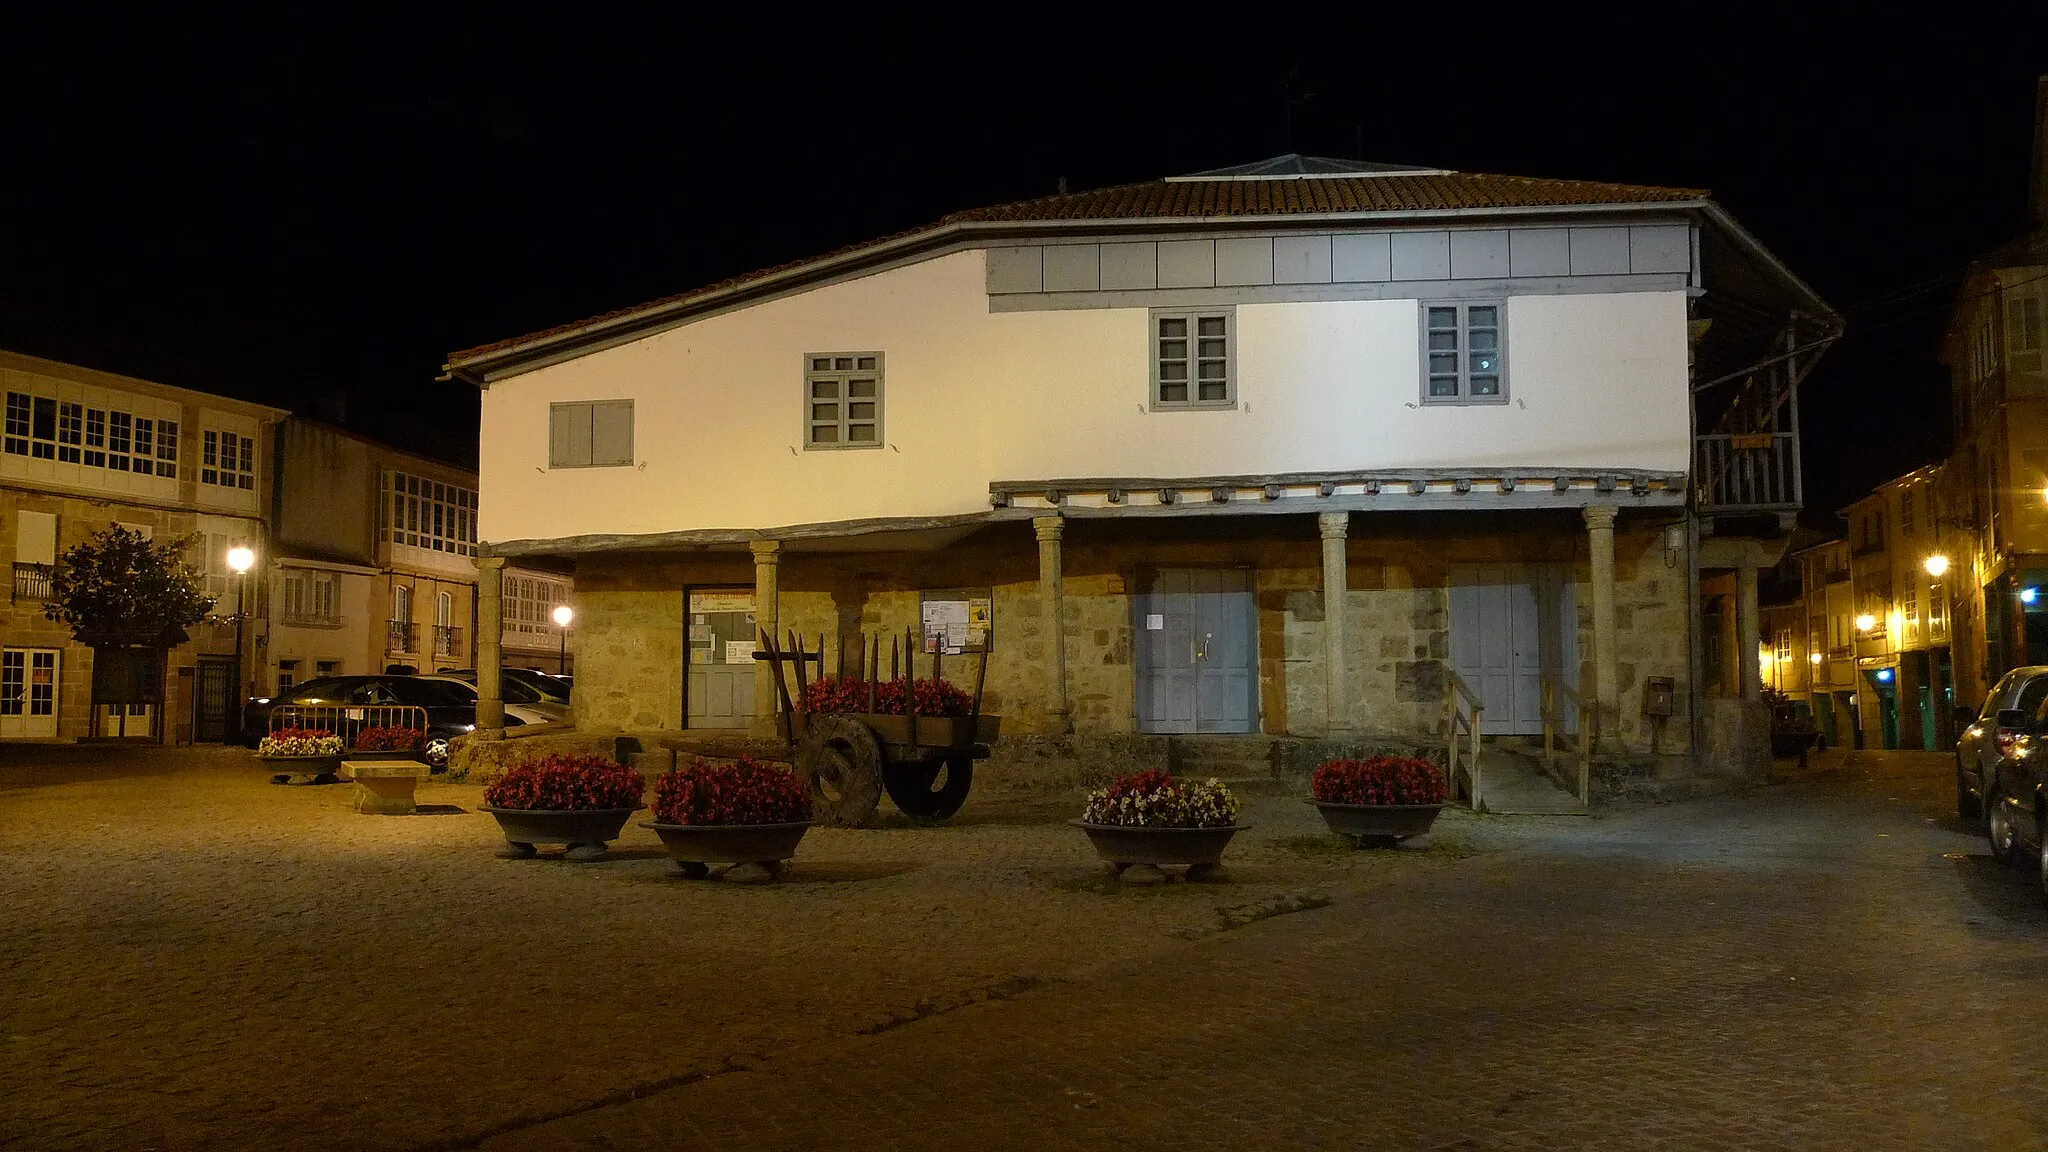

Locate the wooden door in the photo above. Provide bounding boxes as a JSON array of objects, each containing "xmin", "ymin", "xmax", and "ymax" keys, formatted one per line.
[
  {"xmin": 1136, "ymin": 568, "xmax": 1256, "ymax": 734},
  {"xmin": 687, "ymin": 590, "xmax": 757, "ymax": 728},
  {"xmin": 194, "ymin": 656, "xmax": 235, "ymax": 743},
  {"xmin": 1450, "ymin": 565, "xmax": 1575, "ymax": 736}
]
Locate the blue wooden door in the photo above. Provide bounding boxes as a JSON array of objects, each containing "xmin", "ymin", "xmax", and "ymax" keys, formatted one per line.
[{"xmin": 1137, "ymin": 568, "xmax": 1256, "ymax": 734}]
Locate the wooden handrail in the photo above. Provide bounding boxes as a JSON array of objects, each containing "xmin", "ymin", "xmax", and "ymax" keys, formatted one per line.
[
  {"xmin": 1443, "ymin": 670, "xmax": 1485, "ymax": 811},
  {"xmin": 1540, "ymin": 676, "xmax": 1594, "ymax": 806}
]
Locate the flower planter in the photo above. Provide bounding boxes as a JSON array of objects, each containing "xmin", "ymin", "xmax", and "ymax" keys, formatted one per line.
[
  {"xmin": 643, "ymin": 821, "xmax": 811, "ymax": 882},
  {"xmin": 1071, "ymin": 820, "xmax": 1248, "ymax": 885},
  {"xmin": 1312, "ymin": 801, "xmax": 1443, "ymax": 846},
  {"xmin": 260, "ymin": 754, "xmax": 343, "ymax": 784},
  {"xmin": 479, "ymin": 806, "xmax": 639, "ymax": 862}
]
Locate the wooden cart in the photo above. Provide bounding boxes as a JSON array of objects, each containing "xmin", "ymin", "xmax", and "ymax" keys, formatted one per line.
[{"xmin": 754, "ymin": 628, "xmax": 999, "ymax": 826}]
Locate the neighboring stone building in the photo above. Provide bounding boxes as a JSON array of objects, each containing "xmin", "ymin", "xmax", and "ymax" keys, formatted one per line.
[
  {"xmin": 0, "ymin": 349, "xmax": 285, "ymax": 742},
  {"xmin": 444, "ymin": 155, "xmax": 1838, "ymax": 790}
]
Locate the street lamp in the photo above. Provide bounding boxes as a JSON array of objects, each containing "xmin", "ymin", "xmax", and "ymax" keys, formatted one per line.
[
  {"xmin": 227, "ymin": 545, "xmax": 255, "ymax": 740},
  {"xmin": 1923, "ymin": 554, "xmax": 1950, "ymax": 578},
  {"xmin": 1855, "ymin": 613, "xmax": 1876, "ymax": 633},
  {"xmin": 552, "ymin": 603, "xmax": 573, "ymax": 675}
]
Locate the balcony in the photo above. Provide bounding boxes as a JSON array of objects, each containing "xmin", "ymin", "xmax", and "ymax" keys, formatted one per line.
[
  {"xmin": 432, "ymin": 624, "xmax": 463, "ymax": 658},
  {"xmin": 281, "ymin": 611, "xmax": 346, "ymax": 629},
  {"xmin": 11, "ymin": 562, "xmax": 54, "ymax": 603},
  {"xmin": 386, "ymin": 620, "xmax": 419, "ymax": 653},
  {"xmin": 1693, "ymin": 431, "xmax": 1799, "ymax": 515}
]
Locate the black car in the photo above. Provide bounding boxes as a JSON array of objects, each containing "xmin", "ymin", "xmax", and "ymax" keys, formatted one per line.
[
  {"xmin": 243, "ymin": 675, "xmax": 522, "ymax": 767},
  {"xmin": 1985, "ymin": 691, "xmax": 2048, "ymax": 905}
]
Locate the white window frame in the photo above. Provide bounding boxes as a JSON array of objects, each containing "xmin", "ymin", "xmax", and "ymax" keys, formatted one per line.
[
  {"xmin": 382, "ymin": 471, "xmax": 478, "ymax": 557},
  {"xmin": 802, "ymin": 353, "xmax": 885, "ymax": 449},
  {"xmin": 548, "ymin": 399, "xmax": 635, "ymax": 468},
  {"xmin": 1420, "ymin": 301, "xmax": 1508, "ymax": 405},
  {"xmin": 1149, "ymin": 309, "xmax": 1235, "ymax": 410},
  {"xmin": 201, "ymin": 428, "xmax": 255, "ymax": 490}
]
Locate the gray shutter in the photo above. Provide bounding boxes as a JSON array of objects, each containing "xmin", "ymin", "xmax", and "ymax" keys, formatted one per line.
[
  {"xmin": 590, "ymin": 400, "xmax": 634, "ymax": 466},
  {"xmin": 549, "ymin": 403, "xmax": 593, "ymax": 468}
]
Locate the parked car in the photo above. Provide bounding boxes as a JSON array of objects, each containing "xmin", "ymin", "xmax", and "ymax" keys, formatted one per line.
[
  {"xmin": 1955, "ymin": 666, "xmax": 2048, "ymax": 821},
  {"xmin": 242, "ymin": 675, "xmax": 523, "ymax": 768},
  {"xmin": 421, "ymin": 672, "xmax": 566, "ymax": 724},
  {"xmin": 441, "ymin": 667, "xmax": 571, "ymax": 707},
  {"xmin": 1984, "ymin": 691, "xmax": 2048, "ymax": 905}
]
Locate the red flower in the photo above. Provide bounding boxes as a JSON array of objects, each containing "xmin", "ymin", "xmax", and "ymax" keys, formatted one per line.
[
  {"xmin": 352, "ymin": 725, "xmax": 423, "ymax": 751},
  {"xmin": 1311, "ymin": 756, "xmax": 1447, "ymax": 806},
  {"xmin": 652, "ymin": 757, "xmax": 811, "ymax": 826},
  {"xmin": 483, "ymin": 754, "xmax": 645, "ymax": 811},
  {"xmin": 801, "ymin": 676, "xmax": 972, "ymax": 717}
]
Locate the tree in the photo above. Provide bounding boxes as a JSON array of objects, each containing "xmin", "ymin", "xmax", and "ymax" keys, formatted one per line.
[{"xmin": 45, "ymin": 525, "xmax": 215, "ymax": 647}]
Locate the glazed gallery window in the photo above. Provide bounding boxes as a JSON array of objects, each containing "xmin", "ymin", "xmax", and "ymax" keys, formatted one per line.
[
  {"xmin": 548, "ymin": 400, "xmax": 635, "ymax": 467},
  {"xmin": 383, "ymin": 472, "xmax": 478, "ymax": 557},
  {"xmin": 201, "ymin": 428, "xmax": 254, "ymax": 489},
  {"xmin": 1150, "ymin": 310, "xmax": 1232, "ymax": 408},
  {"xmin": 1421, "ymin": 302, "xmax": 1506, "ymax": 404},
  {"xmin": 2, "ymin": 390, "xmax": 175, "ymax": 476},
  {"xmin": 505, "ymin": 574, "xmax": 567, "ymax": 636},
  {"xmin": 803, "ymin": 354, "xmax": 883, "ymax": 448}
]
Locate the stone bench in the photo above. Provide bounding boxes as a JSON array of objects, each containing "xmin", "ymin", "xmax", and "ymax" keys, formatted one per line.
[{"xmin": 345, "ymin": 762, "xmax": 429, "ymax": 815}]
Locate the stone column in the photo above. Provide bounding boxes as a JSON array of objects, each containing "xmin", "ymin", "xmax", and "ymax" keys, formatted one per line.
[
  {"xmin": 474, "ymin": 556, "xmax": 505, "ymax": 733},
  {"xmin": 1583, "ymin": 507, "xmax": 1620, "ymax": 744},
  {"xmin": 751, "ymin": 540, "xmax": 781, "ymax": 738},
  {"xmin": 1319, "ymin": 511, "xmax": 1351, "ymax": 734},
  {"xmin": 1034, "ymin": 516, "xmax": 1070, "ymax": 733},
  {"xmin": 1736, "ymin": 561, "xmax": 1762, "ymax": 704}
]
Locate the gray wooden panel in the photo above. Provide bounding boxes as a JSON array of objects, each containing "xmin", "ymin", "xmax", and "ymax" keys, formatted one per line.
[
  {"xmin": 591, "ymin": 400, "xmax": 634, "ymax": 466},
  {"xmin": 1330, "ymin": 233, "xmax": 1392, "ymax": 282},
  {"xmin": 1156, "ymin": 240, "xmax": 1216, "ymax": 289},
  {"xmin": 1449, "ymin": 230, "xmax": 1511, "ymax": 280},
  {"xmin": 548, "ymin": 403, "xmax": 592, "ymax": 468},
  {"xmin": 1569, "ymin": 228, "xmax": 1631, "ymax": 275},
  {"xmin": 1135, "ymin": 568, "xmax": 1196, "ymax": 734},
  {"xmin": 1272, "ymin": 235, "xmax": 1332, "ymax": 284},
  {"xmin": 985, "ymin": 246, "xmax": 1043, "ymax": 295},
  {"xmin": 1390, "ymin": 231, "xmax": 1451, "ymax": 280},
  {"xmin": 1100, "ymin": 242, "xmax": 1158, "ymax": 290},
  {"xmin": 1191, "ymin": 567, "xmax": 1255, "ymax": 733},
  {"xmin": 1628, "ymin": 225, "xmax": 1691, "ymax": 274},
  {"xmin": 1215, "ymin": 237, "xmax": 1275, "ymax": 286},
  {"xmin": 1042, "ymin": 244, "xmax": 1101, "ymax": 292},
  {"xmin": 1508, "ymin": 229, "xmax": 1571, "ymax": 277}
]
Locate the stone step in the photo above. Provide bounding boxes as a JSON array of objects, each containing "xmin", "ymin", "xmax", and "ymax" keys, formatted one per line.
[{"xmin": 1471, "ymin": 747, "xmax": 1588, "ymax": 816}]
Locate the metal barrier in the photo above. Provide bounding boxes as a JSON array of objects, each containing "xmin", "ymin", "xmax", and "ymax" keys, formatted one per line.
[{"xmin": 270, "ymin": 703, "xmax": 428, "ymax": 750}]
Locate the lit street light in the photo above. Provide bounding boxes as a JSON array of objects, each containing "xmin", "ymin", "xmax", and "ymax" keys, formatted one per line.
[
  {"xmin": 1855, "ymin": 613, "xmax": 1876, "ymax": 633},
  {"xmin": 227, "ymin": 545, "xmax": 255, "ymax": 741},
  {"xmin": 552, "ymin": 603, "xmax": 573, "ymax": 676},
  {"xmin": 1923, "ymin": 554, "xmax": 1949, "ymax": 577}
]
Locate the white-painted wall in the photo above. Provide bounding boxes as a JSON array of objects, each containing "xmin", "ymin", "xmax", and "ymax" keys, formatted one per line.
[{"xmin": 478, "ymin": 250, "xmax": 1691, "ymax": 543}]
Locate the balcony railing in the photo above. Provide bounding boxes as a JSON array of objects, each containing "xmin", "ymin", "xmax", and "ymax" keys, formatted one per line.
[
  {"xmin": 11, "ymin": 562, "xmax": 54, "ymax": 603},
  {"xmin": 1694, "ymin": 431, "xmax": 1799, "ymax": 513},
  {"xmin": 386, "ymin": 620, "xmax": 419, "ymax": 653},
  {"xmin": 281, "ymin": 611, "xmax": 345, "ymax": 629},
  {"xmin": 432, "ymin": 624, "xmax": 462, "ymax": 658}
]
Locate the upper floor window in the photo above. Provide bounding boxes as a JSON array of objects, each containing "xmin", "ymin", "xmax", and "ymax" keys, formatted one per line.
[
  {"xmin": 1151, "ymin": 311, "xmax": 1233, "ymax": 408},
  {"xmin": 506, "ymin": 573, "xmax": 568, "ymax": 636},
  {"xmin": 1900, "ymin": 490, "xmax": 1914, "ymax": 534},
  {"xmin": 2012, "ymin": 293, "xmax": 2043, "ymax": 354},
  {"xmin": 7, "ymin": 390, "xmax": 178, "ymax": 477},
  {"xmin": 1421, "ymin": 302, "xmax": 1506, "ymax": 405},
  {"xmin": 283, "ymin": 570, "xmax": 341, "ymax": 625},
  {"xmin": 548, "ymin": 399, "xmax": 634, "ymax": 467},
  {"xmin": 383, "ymin": 471, "xmax": 477, "ymax": 557},
  {"xmin": 4, "ymin": 393, "xmax": 55, "ymax": 460},
  {"xmin": 202, "ymin": 428, "xmax": 254, "ymax": 490},
  {"xmin": 804, "ymin": 354, "xmax": 884, "ymax": 447}
]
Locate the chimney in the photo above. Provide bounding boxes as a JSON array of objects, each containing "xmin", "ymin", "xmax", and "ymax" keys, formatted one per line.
[{"xmin": 2032, "ymin": 74, "xmax": 2048, "ymax": 227}]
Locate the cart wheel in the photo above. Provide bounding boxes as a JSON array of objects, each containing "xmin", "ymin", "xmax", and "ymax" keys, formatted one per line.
[
  {"xmin": 884, "ymin": 755, "xmax": 974, "ymax": 821},
  {"xmin": 796, "ymin": 714, "xmax": 884, "ymax": 827}
]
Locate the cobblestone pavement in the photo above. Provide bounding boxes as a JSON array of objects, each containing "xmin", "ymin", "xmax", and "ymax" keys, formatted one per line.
[{"xmin": 4, "ymin": 747, "xmax": 2045, "ymax": 1150}]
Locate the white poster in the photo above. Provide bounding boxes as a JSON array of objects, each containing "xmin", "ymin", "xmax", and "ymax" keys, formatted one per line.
[{"xmin": 724, "ymin": 640, "xmax": 756, "ymax": 665}]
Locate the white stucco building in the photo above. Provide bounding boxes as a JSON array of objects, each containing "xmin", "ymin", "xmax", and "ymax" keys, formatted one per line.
[{"xmin": 446, "ymin": 155, "xmax": 1838, "ymax": 795}]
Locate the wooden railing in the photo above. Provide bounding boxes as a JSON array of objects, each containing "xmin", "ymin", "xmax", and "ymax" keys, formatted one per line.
[
  {"xmin": 1443, "ymin": 670, "xmax": 1485, "ymax": 811},
  {"xmin": 1541, "ymin": 677, "xmax": 1594, "ymax": 807},
  {"xmin": 1694, "ymin": 431, "xmax": 1799, "ymax": 512}
]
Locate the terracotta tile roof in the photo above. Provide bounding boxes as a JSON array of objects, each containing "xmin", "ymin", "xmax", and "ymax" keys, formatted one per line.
[{"xmin": 447, "ymin": 165, "xmax": 1707, "ymax": 369}]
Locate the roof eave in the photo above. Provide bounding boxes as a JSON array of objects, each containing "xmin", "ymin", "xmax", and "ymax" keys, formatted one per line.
[
  {"xmin": 443, "ymin": 199, "xmax": 1718, "ymax": 386},
  {"xmin": 1697, "ymin": 201, "xmax": 1843, "ymax": 331}
]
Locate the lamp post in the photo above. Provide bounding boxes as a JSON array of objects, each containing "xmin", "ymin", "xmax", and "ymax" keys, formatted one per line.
[
  {"xmin": 226, "ymin": 545, "xmax": 255, "ymax": 741},
  {"xmin": 552, "ymin": 604, "xmax": 573, "ymax": 676}
]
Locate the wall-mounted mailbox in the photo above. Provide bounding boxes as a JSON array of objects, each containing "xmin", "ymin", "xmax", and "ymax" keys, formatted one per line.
[{"xmin": 1643, "ymin": 676, "xmax": 1676, "ymax": 718}]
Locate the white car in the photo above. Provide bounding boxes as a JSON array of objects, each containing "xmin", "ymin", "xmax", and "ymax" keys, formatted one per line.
[{"xmin": 419, "ymin": 674, "xmax": 564, "ymax": 727}]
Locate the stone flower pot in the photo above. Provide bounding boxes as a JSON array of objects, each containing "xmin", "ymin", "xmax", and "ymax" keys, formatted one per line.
[
  {"xmin": 642, "ymin": 821, "xmax": 811, "ymax": 883},
  {"xmin": 479, "ymin": 806, "xmax": 639, "ymax": 862},
  {"xmin": 1312, "ymin": 801, "xmax": 1444, "ymax": 846},
  {"xmin": 1070, "ymin": 820, "xmax": 1248, "ymax": 885},
  {"xmin": 260, "ymin": 754, "xmax": 343, "ymax": 785}
]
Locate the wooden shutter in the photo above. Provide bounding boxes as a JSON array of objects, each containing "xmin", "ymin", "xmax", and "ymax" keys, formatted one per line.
[
  {"xmin": 549, "ymin": 403, "xmax": 593, "ymax": 468},
  {"xmin": 590, "ymin": 401, "xmax": 634, "ymax": 466},
  {"xmin": 16, "ymin": 510, "xmax": 57, "ymax": 565}
]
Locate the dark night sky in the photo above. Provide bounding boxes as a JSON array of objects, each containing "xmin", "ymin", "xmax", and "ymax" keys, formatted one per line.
[{"xmin": 1, "ymin": 10, "xmax": 2043, "ymax": 522}]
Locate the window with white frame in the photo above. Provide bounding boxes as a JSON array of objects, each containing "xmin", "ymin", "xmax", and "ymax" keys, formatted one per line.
[
  {"xmin": 1930, "ymin": 582, "xmax": 1946, "ymax": 635},
  {"xmin": 283, "ymin": 570, "xmax": 341, "ymax": 625},
  {"xmin": 2011, "ymin": 292, "xmax": 2043, "ymax": 354},
  {"xmin": 505, "ymin": 574, "xmax": 568, "ymax": 636},
  {"xmin": 803, "ymin": 354, "xmax": 884, "ymax": 447},
  {"xmin": 201, "ymin": 428, "xmax": 254, "ymax": 490},
  {"xmin": 548, "ymin": 399, "xmax": 635, "ymax": 467},
  {"xmin": 1422, "ymin": 303, "xmax": 1506, "ymax": 403},
  {"xmin": 382, "ymin": 472, "xmax": 478, "ymax": 557},
  {"xmin": 1150, "ymin": 311, "xmax": 1232, "ymax": 408},
  {"xmin": 2, "ymin": 390, "xmax": 175, "ymax": 476},
  {"xmin": 277, "ymin": 659, "xmax": 298, "ymax": 691},
  {"xmin": 194, "ymin": 532, "xmax": 255, "ymax": 609},
  {"xmin": 1900, "ymin": 489, "xmax": 1914, "ymax": 534}
]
